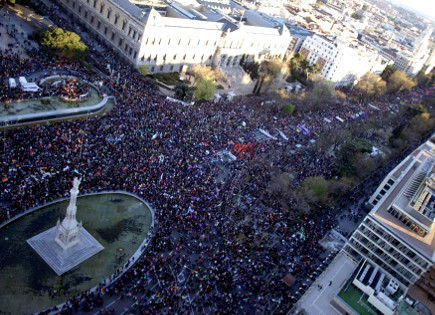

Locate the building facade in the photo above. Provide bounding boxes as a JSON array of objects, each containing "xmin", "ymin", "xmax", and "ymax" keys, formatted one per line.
[
  {"xmin": 55, "ymin": 0, "xmax": 292, "ymax": 73},
  {"xmin": 299, "ymin": 34, "xmax": 387, "ymax": 86},
  {"xmin": 344, "ymin": 137, "xmax": 435, "ymax": 290}
]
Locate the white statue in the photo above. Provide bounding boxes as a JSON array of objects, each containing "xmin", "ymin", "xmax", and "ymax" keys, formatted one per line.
[{"xmin": 55, "ymin": 178, "xmax": 83, "ymax": 250}]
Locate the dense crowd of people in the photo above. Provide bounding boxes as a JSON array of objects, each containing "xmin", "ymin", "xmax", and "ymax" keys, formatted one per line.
[{"xmin": 1, "ymin": 2, "xmax": 435, "ymax": 313}]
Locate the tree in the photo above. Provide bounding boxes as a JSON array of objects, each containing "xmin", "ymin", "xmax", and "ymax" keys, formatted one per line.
[
  {"xmin": 174, "ymin": 83, "xmax": 193, "ymax": 101},
  {"xmin": 303, "ymin": 79, "xmax": 337, "ymax": 110},
  {"xmin": 254, "ymin": 58, "xmax": 289, "ymax": 94},
  {"xmin": 38, "ymin": 27, "xmax": 87, "ymax": 60},
  {"xmin": 386, "ymin": 70, "xmax": 416, "ymax": 93},
  {"xmin": 354, "ymin": 72, "xmax": 386, "ymax": 99},
  {"xmin": 415, "ymin": 71, "xmax": 431, "ymax": 87},
  {"xmin": 138, "ymin": 65, "xmax": 147, "ymax": 76},
  {"xmin": 283, "ymin": 103, "xmax": 295, "ymax": 115},
  {"xmin": 335, "ymin": 138, "xmax": 373, "ymax": 176},
  {"xmin": 290, "ymin": 53, "xmax": 319, "ymax": 82},
  {"xmin": 381, "ymin": 65, "xmax": 396, "ymax": 81},
  {"xmin": 190, "ymin": 65, "xmax": 223, "ymax": 85},
  {"xmin": 194, "ymin": 79, "xmax": 216, "ymax": 100},
  {"xmin": 300, "ymin": 176, "xmax": 330, "ymax": 206}
]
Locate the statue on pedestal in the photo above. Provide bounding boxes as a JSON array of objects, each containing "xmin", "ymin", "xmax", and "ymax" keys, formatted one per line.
[{"xmin": 55, "ymin": 178, "xmax": 82, "ymax": 250}]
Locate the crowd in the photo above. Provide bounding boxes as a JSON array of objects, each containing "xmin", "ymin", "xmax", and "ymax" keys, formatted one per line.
[
  {"xmin": 56, "ymin": 79, "xmax": 89, "ymax": 100},
  {"xmin": 1, "ymin": 2, "xmax": 435, "ymax": 313}
]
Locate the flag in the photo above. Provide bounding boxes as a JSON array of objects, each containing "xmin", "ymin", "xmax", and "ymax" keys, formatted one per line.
[{"xmin": 238, "ymin": 9, "xmax": 245, "ymax": 14}]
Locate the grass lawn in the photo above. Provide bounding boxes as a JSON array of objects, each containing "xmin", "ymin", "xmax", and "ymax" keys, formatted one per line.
[{"xmin": 338, "ymin": 284, "xmax": 379, "ymax": 315}]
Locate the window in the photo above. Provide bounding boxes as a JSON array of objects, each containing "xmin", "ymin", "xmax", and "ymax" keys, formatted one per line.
[
  {"xmin": 93, "ymin": 0, "xmax": 97, "ymax": 8},
  {"xmin": 97, "ymin": 20, "xmax": 101, "ymax": 29},
  {"xmin": 182, "ymin": 54, "xmax": 186, "ymax": 61},
  {"xmin": 111, "ymin": 32, "xmax": 115, "ymax": 41},
  {"xmin": 125, "ymin": 43, "xmax": 128, "ymax": 51},
  {"xmin": 122, "ymin": 20, "xmax": 127, "ymax": 31},
  {"xmin": 137, "ymin": 34, "xmax": 141, "ymax": 42},
  {"xmin": 160, "ymin": 65, "xmax": 164, "ymax": 71},
  {"xmin": 192, "ymin": 54, "xmax": 195, "ymax": 60},
  {"xmin": 173, "ymin": 54, "xmax": 177, "ymax": 60},
  {"xmin": 188, "ymin": 39, "xmax": 191, "ymax": 45},
  {"xmin": 197, "ymin": 39, "xmax": 200, "ymax": 45},
  {"xmin": 133, "ymin": 51, "xmax": 137, "ymax": 59},
  {"xmin": 206, "ymin": 40, "xmax": 209, "ymax": 46},
  {"xmin": 99, "ymin": 3, "xmax": 104, "ymax": 14},
  {"xmin": 107, "ymin": 9, "xmax": 111, "ymax": 20},
  {"xmin": 72, "ymin": 1, "xmax": 75, "ymax": 8},
  {"xmin": 151, "ymin": 66, "xmax": 154, "ymax": 72},
  {"xmin": 114, "ymin": 15, "xmax": 119, "ymax": 25},
  {"xmin": 129, "ymin": 47, "xmax": 133, "ymax": 55},
  {"xmin": 168, "ymin": 39, "xmax": 171, "ymax": 45},
  {"xmin": 158, "ymin": 38, "xmax": 161, "ymax": 45},
  {"xmin": 118, "ymin": 38, "xmax": 123, "ymax": 47},
  {"xmin": 84, "ymin": 11, "xmax": 88, "ymax": 19},
  {"xmin": 133, "ymin": 30, "xmax": 137, "ymax": 39},
  {"xmin": 147, "ymin": 55, "xmax": 151, "ymax": 61},
  {"xmin": 141, "ymin": 56, "xmax": 144, "ymax": 62},
  {"xmin": 178, "ymin": 39, "xmax": 181, "ymax": 45},
  {"xmin": 128, "ymin": 26, "xmax": 132, "ymax": 36},
  {"xmin": 78, "ymin": 5, "xmax": 81, "ymax": 13},
  {"xmin": 91, "ymin": 15, "xmax": 94, "ymax": 24},
  {"xmin": 104, "ymin": 26, "xmax": 108, "ymax": 35}
]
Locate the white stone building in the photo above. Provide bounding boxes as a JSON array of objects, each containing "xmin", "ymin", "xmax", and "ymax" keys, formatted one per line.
[
  {"xmin": 393, "ymin": 28, "xmax": 433, "ymax": 77},
  {"xmin": 344, "ymin": 136, "xmax": 435, "ymax": 290},
  {"xmin": 299, "ymin": 34, "xmax": 387, "ymax": 86},
  {"xmin": 55, "ymin": 0, "xmax": 292, "ymax": 73}
]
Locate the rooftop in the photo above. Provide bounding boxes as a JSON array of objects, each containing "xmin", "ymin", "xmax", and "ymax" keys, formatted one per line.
[{"xmin": 370, "ymin": 137, "xmax": 435, "ymax": 262}]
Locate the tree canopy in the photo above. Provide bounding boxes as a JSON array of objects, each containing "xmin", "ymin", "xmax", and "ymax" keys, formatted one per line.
[
  {"xmin": 386, "ymin": 70, "xmax": 416, "ymax": 93},
  {"xmin": 289, "ymin": 53, "xmax": 320, "ymax": 82},
  {"xmin": 354, "ymin": 72, "xmax": 386, "ymax": 99},
  {"xmin": 38, "ymin": 27, "xmax": 87, "ymax": 60},
  {"xmin": 190, "ymin": 65, "xmax": 224, "ymax": 85},
  {"xmin": 302, "ymin": 79, "xmax": 338, "ymax": 110},
  {"xmin": 194, "ymin": 79, "xmax": 216, "ymax": 101}
]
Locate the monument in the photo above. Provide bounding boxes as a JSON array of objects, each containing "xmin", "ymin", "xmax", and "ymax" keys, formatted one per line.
[
  {"xmin": 27, "ymin": 178, "xmax": 104, "ymax": 275},
  {"xmin": 55, "ymin": 177, "xmax": 83, "ymax": 249}
]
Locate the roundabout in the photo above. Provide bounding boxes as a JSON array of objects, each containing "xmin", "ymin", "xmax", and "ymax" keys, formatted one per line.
[{"xmin": 0, "ymin": 191, "xmax": 154, "ymax": 314}]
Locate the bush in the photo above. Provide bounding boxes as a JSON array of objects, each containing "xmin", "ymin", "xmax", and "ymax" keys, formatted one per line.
[
  {"xmin": 283, "ymin": 103, "xmax": 295, "ymax": 114},
  {"xmin": 153, "ymin": 72, "xmax": 181, "ymax": 86}
]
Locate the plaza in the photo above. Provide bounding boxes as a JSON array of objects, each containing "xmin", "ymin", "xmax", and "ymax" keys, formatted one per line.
[{"xmin": 0, "ymin": 0, "xmax": 434, "ymax": 314}]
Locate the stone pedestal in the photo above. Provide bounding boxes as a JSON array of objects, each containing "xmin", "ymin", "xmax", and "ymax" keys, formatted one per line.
[{"xmin": 27, "ymin": 227, "xmax": 103, "ymax": 275}]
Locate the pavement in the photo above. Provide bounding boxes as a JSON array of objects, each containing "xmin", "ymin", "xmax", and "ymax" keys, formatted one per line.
[{"xmin": 295, "ymin": 252, "xmax": 357, "ymax": 315}]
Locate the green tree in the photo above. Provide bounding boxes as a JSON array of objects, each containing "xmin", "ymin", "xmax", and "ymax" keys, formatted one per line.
[
  {"xmin": 283, "ymin": 103, "xmax": 295, "ymax": 115},
  {"xmin": 300, "ymin": 176, "xmax": 331, "ymax": 206},
  {"xmin": 289, "ymin": 53, "xmax": 320, "ymax": 82},
  {"xmin": 190, "ymin": 65, "xmax": 223, "ymax": 86},
  {"xmin": 174, "ymin": 83, "xmax": 193, "ymax": 101},
  {"xmin": 386, "ymin": 70, "xmax": 416, "ymax": 93},
  {"xmin": 138, "ymin": 65, "xmax": 147, "ymax": 76},
  {"xmin": 335, "ymin": 138, "xmax": 373, "ymax": 176},
  {"xmin": 194, "ymin": 79, "xmax": 216, "ymax": 101},
  {"xmin": 39, "ymin": 27, "xmax": 87, "ymax": 60},
  {"xmin": 354, "ymin": 72, "xmax": 386, "ymax": 99}
]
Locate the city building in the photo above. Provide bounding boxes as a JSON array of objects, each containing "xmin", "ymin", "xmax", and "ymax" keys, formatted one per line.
[
  {"xmin": 344, "ymin": 136, "xmax": 435, "ymax": 292},
  {"xmin": 298, "ymin": 34, "xmax": 387, "ymax": 85},
  {"xmin": 55, "ymin": 0, "xmax": 292, "ymax": 73},
  {"xmin": 393, "ymin": 28, "xmax": 433, "ymax": 76}
]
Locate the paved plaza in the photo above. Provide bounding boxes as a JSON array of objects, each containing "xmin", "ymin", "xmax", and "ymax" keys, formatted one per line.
[{"xmin": 295, "ymin": 252, "xmax": 357, "ymax": 315}]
